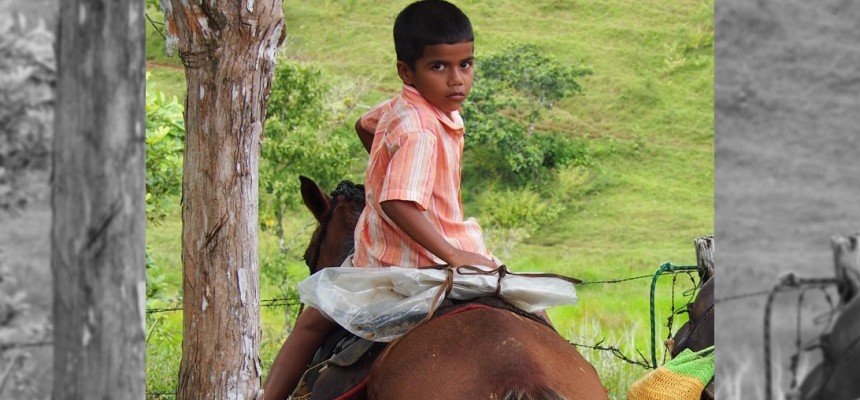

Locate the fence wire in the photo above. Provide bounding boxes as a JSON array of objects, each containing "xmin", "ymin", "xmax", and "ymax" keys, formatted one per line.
[{"xmin": 0, "ymin": 267, "xmax": 703, "ymax": 398}]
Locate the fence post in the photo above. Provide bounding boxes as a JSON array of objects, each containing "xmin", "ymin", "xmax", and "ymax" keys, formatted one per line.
[
  {"xmin": 695, "ymin": 235, "xmax": 714, "ymax": 282},
  {"xmin": 831, "ymin": 234, "xmax": 860, "ymax": 304}
]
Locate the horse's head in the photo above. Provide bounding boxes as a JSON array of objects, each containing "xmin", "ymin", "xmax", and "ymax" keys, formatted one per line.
[
  {"xmin": 300, "ymin": 175, "xmax": 365, "ymax": 275},
  {"xmin": 671, "ymin": 276, "xmax": 714, "ymax": 357},
  {"xmin": 669, "ymin": 275, "xmax": 715, "ymax": 400}
]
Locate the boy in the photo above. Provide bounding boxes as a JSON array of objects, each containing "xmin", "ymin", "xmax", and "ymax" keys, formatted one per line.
[
  {"xmin": 264, "ymin": 1, "xmax": 495, "ymax": 398},
  {"xmin": 351, "ymin": 0, "xmax": 497, "ymax": 269}
]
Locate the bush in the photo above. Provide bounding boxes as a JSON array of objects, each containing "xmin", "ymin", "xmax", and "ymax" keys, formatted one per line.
[
  {"xmin": 145, "ymin": 74, "xmax": 185, "ymax": 223},
  {"xmin": 474, "ymin": 186, "xmax": 564, "ymax": 258},
  {"xmin": 478, "ymin": 44, "xmax": 591, "ymax": 126},
  {"xmin": 461, "ymin": 44, "xmax": 591, "ymax": 186},
  {"xmin": 0, "ymin": 13, "xmax": 55, "ymax": 211}
]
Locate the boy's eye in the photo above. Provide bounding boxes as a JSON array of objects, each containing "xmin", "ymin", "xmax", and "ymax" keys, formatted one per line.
[
  {"xmin": 431, "ymin": 63, "xmax": 445, "ymax": 71},
  {"xmin": 460, "ymin": 60, "xmax": 473, "ymax": 69}
]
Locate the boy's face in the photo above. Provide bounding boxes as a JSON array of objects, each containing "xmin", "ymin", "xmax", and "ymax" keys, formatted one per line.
[{"xmin": 397, "ymin": 41, "xmax": 475, "ymax": 114}]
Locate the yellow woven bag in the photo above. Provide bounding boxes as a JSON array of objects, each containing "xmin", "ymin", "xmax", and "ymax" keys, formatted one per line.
[{"xmin": 627, "ymin": 346, "xmax": 714, "ymax": 400}]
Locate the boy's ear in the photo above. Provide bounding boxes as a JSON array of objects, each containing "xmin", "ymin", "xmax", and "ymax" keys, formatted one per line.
[{"xmin": 396, "ymin": 61, "xmax": 414, "ymax": 86}]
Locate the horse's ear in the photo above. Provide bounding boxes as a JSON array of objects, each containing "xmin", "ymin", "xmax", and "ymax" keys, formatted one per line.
[{"xmin": 300, "ymin": 175, "xmax": 330, "ymax": 222}]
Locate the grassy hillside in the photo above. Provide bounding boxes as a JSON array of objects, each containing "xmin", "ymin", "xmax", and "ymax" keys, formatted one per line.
[{"xmin": 145, "ymin": 1, "xmax": 713, "ymax": 398}]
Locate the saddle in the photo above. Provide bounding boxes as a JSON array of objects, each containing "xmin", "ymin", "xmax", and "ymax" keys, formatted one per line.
[{"xmin": 292, "ymin": 296, "xmax": 552, "ymax": 400}]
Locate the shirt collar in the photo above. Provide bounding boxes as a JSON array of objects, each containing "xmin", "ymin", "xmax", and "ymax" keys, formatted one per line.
[{"xmin": 400, "ymin": 85, "xmax": 464, "ymax": 133}]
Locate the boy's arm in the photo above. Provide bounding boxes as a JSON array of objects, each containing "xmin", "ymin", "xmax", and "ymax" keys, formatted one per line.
[
  {"xmin": 381, "ymin": 199, "xmax": 497, "ymax": 268},
  {"xmin": 355, "ymin": 99, "xmax": 390, "ymax": 153},
  {"xmin": 355, "ymin": 118, "xmax": 374, "ymax": 153}
]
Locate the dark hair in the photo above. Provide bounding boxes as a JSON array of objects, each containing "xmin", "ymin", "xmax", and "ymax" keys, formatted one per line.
[{"xmin": 393, "ymin": 0, "xmax": 474, "ymax": 69}]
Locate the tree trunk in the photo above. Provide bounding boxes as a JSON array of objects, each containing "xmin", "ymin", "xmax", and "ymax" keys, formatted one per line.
[
  {"xmin": 276, "ymin": 203, "xmax": 287, "ymax": 254},
  {"xmin": 695, "ymin": 235, "xmax": 714, "ymax": 282},
  {"xmin": 51, "ymin": 0, "xmax": 146, "ymax": 398},
  {"xmin": 163, "ymin": 1, "xmax": 285, "ymax": 398},
  {"xmin": 831, "ymin": 234, "xmax": 860, "ymax": 304}
]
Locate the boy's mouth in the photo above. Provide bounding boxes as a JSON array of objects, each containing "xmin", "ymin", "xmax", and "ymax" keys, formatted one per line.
[{"xmin": 447, "ymin": 92, "xmax": 466, "ymax": 101}]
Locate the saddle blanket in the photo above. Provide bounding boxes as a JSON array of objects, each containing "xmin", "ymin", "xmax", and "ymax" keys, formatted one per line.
[{"xmin": 297, "ymin": 261, "xmax": 578, "ymax": 342}]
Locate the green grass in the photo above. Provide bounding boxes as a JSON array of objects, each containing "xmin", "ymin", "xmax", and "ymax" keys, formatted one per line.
[{"xmin": 145, "ymin": 0, "xmax": 713, "ymax": 398}]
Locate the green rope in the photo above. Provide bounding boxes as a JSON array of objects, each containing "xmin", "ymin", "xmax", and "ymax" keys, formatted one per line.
[{"xmin": 650, "ymin": 262, "xmax": 699, "ymax": 369}]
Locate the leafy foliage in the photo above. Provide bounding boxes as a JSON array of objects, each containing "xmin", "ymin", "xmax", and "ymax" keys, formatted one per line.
[
  {"xmin": 479, "ymin": 44, "xmax": 591, "ymax": 125},
  {"xmin": 261, "ymin": 62, "xmax": 361, "ymax": 235},
  {"xmin": 460, "ymin": 44, "xmax": 593, "ymax": 248},
  {"xmin": 0, "ymin": 13, "xmax": 54, "ymax": 211},
  {"xmin": 461, "ymin": 44, "xmax": 591, "ymax": 185},
  {"xmin": 145, "ymin": 73, "xmax": 185, "ymax": 223}
]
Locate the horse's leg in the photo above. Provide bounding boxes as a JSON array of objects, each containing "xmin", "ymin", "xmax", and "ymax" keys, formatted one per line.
[{"xmin": 367, "ymin": 308, "xmax": 608, "ymax": 400}]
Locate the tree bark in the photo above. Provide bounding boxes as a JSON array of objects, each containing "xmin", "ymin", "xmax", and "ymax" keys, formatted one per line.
[
  {"xmin": 831, "ymin": 234, "xmax": 860, "ymax": 304},
  {"xmin": 276, "ymin": 203, "xmax": 287, "ymax": 254},
  {"xmin": 51, "ymin": 0, "xmax": 146, "ymax": 398},
  {"xmin": 163, "ymin": 1, "xmax": 284, "ymax": 398},
  {"xmin": 695, "ymin": 235, "xmax": 714, "ymax": 282}
]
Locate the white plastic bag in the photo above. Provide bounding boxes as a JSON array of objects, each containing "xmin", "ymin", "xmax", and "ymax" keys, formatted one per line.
[{"xmin": 297, "ymin": 265, "xmax": 578, "ymax": 342}]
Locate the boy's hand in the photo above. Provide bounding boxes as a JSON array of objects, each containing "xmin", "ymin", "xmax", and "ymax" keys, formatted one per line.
[{"xmin": 445, "ymin": 248, "xmax": 497, "ymax": 269}]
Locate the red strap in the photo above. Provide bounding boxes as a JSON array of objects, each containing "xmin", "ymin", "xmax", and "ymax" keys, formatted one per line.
[
  {"xmin": 441, "ymin": 303, "xmax": 492, "ymax": 318},
  {"xmin": 332, "ymin": 376, "xmax": 370, "ymax": 400}
]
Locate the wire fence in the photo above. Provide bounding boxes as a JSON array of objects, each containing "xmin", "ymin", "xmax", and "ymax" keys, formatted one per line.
[{"xmin": 0, "ymin": 265, "xmax": 706, "ymax": 399}]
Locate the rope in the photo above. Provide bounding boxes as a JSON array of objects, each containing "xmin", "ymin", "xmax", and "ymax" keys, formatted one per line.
[
  {"xmin": 374, "ymin": 264, "xmax": 582, "ymax": 367},
  {"xmin": 371, "ymin": 267, "xmax": 454, "ymax": 367},
  {"xmin": 649, "ymin": 262, "xmax": 699, "ymax": 369}
]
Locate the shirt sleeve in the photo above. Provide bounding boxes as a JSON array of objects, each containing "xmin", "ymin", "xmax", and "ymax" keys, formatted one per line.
[
  {"xmin": 359, "ymin": 99, "xmax": 391, "ymax": 134},
  {"xmin": 378, "ymin": 129, "xmax": 437, "ymax": 211}
]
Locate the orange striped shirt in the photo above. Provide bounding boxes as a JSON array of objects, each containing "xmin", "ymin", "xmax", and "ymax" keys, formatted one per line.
[{"xmin": 352, "ymin": 85, "xmax": 494, "ymax": 268}]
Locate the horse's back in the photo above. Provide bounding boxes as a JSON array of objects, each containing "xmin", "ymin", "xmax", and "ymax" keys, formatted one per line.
[{"xmin": 368, "ymin": 307, "xmax": 608, "ymax": 400}]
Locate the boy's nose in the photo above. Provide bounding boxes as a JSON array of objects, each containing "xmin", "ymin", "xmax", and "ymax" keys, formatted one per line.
[{"xmin": 449, "ymin": 69, "xmax": 464, "ymax": 86}]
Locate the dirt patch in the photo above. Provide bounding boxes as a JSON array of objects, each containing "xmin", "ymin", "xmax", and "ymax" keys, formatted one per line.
[
  {"xmin": 716, "ymin": 0, "xmax": 860, "ymax": 397},
  {"xmin": 146, "ymin": 60, "xmax": 184, "ymax": 71}
]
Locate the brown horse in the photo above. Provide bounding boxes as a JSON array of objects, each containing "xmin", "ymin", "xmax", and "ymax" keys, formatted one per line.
[
  {"xmin": 299, "ymin": 176, "xmax": 608, "ymax": 400},
  {"xmin": 667, "ymin": 269, "xmax": 715, "ymax": 400}
]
